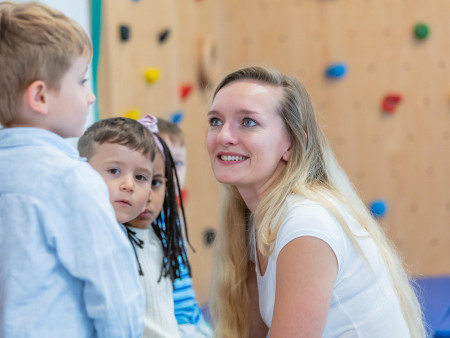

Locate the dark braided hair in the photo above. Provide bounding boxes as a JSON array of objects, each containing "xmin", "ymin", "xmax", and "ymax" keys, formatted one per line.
[{"xmin": 151, "ymin": 134, "xmax": 194, "ymax": 282}]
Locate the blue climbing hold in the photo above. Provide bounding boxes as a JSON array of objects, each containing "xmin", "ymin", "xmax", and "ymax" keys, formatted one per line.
[
  {"xmin": 369, "ymin": 199, "xmax": 388, "ymax": 219},
  {"xmin": 325, "ymin": 63, "xmax": 347, "ymax": 79},
  {"xmin": 170, "ymin": 111, "xmax": 184, "ymax": 125}
]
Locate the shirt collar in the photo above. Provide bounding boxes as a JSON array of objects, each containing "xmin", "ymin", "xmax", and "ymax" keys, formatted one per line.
[{"xmin": 0, "ymin": 127, "xmax": 80, "ymax": 159}]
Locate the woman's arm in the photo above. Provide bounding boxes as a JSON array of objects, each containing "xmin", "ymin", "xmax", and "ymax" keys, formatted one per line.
[
  {"xmin": 269, "ymin": 236, "xmax": 338, "ymax": 338},
  {"xmin": 248, "ymin": 262, "xmax": 269, "ymax": 338}
]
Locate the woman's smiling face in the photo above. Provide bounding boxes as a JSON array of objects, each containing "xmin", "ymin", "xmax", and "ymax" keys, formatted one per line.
[{"xmin": 206, "ymin": 80, "xmax": 292, "ymax": 197}]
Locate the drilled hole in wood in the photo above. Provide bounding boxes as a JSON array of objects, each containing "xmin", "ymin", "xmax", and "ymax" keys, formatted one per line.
[
  {"xmin": 390, "ymin": 169, "xmax": 399, "ymax": 178},
  {"xmin": 430, "ymin": 238, "xmax": 439, "ymax": 247},
  {"xmin": 312, "ymin": 32, "xmax": 321, "ymax": 42},
  {"xmin": 259, "ymin": 0, "xmax": 268, "ymax": 9},
  {"xmin": 278, "ymin": 34, "xmax": 287, "ymax": 43},
  {"xmin": 297, "ymin": 68, "xmax": 306, "ymax": 77},
  {"xmin": 317, "ymin": 101, "xmax": 326, "ymax": 110},
  {"xmin": 403, "ymin": 62, "xmax": 411, "ymax": 72},
  {"xmin": 336, "ymin": 136, "xmax": 345, "ymax": 145},
  {"xmin": 355, "ymin": 171, "xmax": 365, "ymax": 180}
]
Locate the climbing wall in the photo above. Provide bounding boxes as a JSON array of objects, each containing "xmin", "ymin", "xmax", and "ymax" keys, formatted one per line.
[
  {"xmin": 216, "ymin": 0, "xmax": 450, "ymax": 276},
  {"xmin": 97, "ymin": 0, "xmax": 450, "ymax": 303}
]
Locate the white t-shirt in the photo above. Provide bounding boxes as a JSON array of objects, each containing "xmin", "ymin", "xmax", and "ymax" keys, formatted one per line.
[
  {"xmin": 252, "ymin": 196, "xmax": 410, "ymax": 337},
  {"xmin": 132, "ymin": 227, "xmax": 180, "ymax": 338}
]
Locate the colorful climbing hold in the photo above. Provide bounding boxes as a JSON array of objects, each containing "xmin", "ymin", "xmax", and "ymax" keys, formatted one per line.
[
  {"xmin": 144, "ymin": 68, "xmax": 160, "ymax": 84},
  {"xmin": 414, "ymin": 23, "xmax": 430, "ymax": 40},
  {"xmin": 119, "ymin": 25, "xmax": 130, "ymax": 42},
  {"xmin": 325, "ymin": 63, "xmax": 347, "ymax": 79},
  {"xmin": 180, "ymin": 84, "xmax": 193, "ymax": 100},
  {"xmin": 170, "ymin": 111, "xmax": 184, "ymax": 124},
  {"xmin": 158, "ymin": 29, "xmax": 170, "ymax": 44},
  {"xmin": 369, "ymin": 199, "xmax": 388, "ymax": 219},
  {"xmin": 124, "ymin": 109, "xmax": 140, "ymax": 120},
  {"xmin": 382, "ymin": 94, "xmax": 402, "ymax": 113}
]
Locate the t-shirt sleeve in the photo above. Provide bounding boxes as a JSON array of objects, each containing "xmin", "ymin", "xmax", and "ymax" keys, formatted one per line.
[{"xmin": 275, "ymin": 202, "xmax": 346, "ymax": 272}]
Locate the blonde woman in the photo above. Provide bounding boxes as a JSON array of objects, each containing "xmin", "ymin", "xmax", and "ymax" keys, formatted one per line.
[{"xmin": 206, "ymin": 66, "xmax": 425, "ymax": 337}]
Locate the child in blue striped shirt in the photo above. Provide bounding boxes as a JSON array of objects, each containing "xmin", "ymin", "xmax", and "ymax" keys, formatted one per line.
[{"xmin": 157, "ymin": 118, "xmax": 213, "ymax": 337}]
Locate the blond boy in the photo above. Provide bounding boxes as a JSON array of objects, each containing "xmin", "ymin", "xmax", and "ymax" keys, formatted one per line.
[{"xmin": 0, "ymin": 3, "xmax": 144, "ymax": 337}]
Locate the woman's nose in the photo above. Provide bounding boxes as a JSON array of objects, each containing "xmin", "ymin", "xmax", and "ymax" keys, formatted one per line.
[{"xmin": 217, "ymin": 123, "xmax": 238, "ymax": 145}]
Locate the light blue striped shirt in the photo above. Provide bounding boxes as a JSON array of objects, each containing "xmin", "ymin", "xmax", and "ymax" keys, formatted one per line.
[{"xmin": 0, "ymin": 128, "xmax": 145, "ymax": 337}]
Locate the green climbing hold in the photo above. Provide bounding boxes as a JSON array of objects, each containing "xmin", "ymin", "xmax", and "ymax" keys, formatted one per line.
[{"xmin": 414, "ymin": 23, "xmax": 429, "ymax": 40}]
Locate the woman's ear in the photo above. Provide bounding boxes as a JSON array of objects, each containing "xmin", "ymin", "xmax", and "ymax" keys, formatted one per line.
[
  {"xmin": 25, "ymin": 80, "xmax": 50, "ymax": 116},
  {"xmin": 282, "ymin": 147, "xmax": 292, "ymax": 162}
]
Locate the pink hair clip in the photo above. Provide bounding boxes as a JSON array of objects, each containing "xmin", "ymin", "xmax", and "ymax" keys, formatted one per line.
[
  {"xmin": 138, "ymin": 114, "xmax": 159, "ymax": 134},
  {"xmin": 138, "ymin": 114, "xmax": 165, "ymax": 159}
]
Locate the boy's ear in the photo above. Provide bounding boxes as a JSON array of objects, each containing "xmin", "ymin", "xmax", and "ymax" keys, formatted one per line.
[{"xmin": 25, "ymin": 80, "xmax": 51, "ymax": 116}]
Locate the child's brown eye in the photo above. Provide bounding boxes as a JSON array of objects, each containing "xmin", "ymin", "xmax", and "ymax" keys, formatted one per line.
[
  {"xmin": 151, "ymin": 179, "xmax": 165, "ymax": 190},
  {"xmin": 135, "ymin": 175, "xmax": 148, "ymax": 182}
]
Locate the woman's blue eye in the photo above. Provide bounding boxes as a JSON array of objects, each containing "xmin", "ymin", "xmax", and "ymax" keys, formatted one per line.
[
  {"xmin": 174, "ymin": 160, "xmax": 184, "ymax": 168},
  {"xmin": 209, "ymin": 117, "xmax": 222, "ymax": 127},
  {"xmin": 80, "ymin": 78, "xmax": 88, "ymax": 85},
  {"xmin": 243, "ymin": 118, "xmax": 256, "ymax": 127}
]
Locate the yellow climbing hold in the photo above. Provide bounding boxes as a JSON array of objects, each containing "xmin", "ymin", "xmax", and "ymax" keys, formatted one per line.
[
  {"xmin": 124, "ymin": 109, "xmax": 140, "ymax": 120},
  {"xmin": 144, "ymin": 68, "xmax": 160, "ymax": 84}
]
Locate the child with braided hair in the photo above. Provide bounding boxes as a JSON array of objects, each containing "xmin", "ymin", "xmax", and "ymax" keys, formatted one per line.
[
  {"xmin": 157, "ymin": 118, "xmax": 214, "ymax": 337},
  {"xmin": 125, "ymin": 114, "xmax": 192, "ymax": 338}
]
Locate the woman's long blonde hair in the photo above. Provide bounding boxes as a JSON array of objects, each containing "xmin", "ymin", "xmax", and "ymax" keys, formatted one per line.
[{"xmin": 210, "ymin": 66, "xmax": 425, "ymax": 338}]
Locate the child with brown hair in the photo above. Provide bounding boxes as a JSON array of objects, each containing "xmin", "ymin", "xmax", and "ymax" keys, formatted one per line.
[{"xmin": 0, "ymin": 2, "xmax": 144, "ymax": 337}]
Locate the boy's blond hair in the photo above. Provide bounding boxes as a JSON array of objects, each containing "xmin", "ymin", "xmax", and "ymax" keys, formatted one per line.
[{"xmin": 0, "ymin": 2, "xmax": 92, "ymax": 126}]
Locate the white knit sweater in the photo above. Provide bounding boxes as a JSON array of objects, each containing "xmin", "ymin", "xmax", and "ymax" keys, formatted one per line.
[{"xmin": 132, "ymin": 227, "xmax": 180, "ymax": 338}]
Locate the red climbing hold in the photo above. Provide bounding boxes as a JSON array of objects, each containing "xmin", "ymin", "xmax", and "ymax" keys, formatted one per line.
[
  {"xmin": 382, "ymin": 94, "xmax": 402, "ymax": 113},
  {"xmin": 180, "ymin": 84, "xmax": 193, "ymax": 100}
]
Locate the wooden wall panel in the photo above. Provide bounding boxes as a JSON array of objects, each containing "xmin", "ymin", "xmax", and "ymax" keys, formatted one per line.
[
  {"xmin": 217, "ymin": 0, "xmax": 450, "ymax": 275},
  {"xmin": 97, "ymin": 0, "xmax": 450, "ymax": 303}
]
